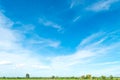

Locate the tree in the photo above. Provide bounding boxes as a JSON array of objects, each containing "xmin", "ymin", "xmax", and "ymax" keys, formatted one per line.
[
  {"xmin": 92, "ymin": 76, "xmax": 97, "ymax": 79},
  {"xmin": 3, "ymin": 76, "xmax": 6, "ymax": 79},
  {"xmin": 51, "ymin": 75, "xmax": 55, "ymax": 79},
  {"xmin": 109, "ymin": 75, "xmax": 113, "ymax": 80},
  {"xmin": 101, "ymin": 75, "xmax": 106, "ymax": 80},
  {"xmin": 81, "ymin": 75, "xmax": 85, "ymax": 79},
  {"xmin": 26, "ymin": 73, "xmax": 30, "ymax": 78},
  {"xmin": 86, "ymin": 74, "xmax": 92, "ymax": 79}
]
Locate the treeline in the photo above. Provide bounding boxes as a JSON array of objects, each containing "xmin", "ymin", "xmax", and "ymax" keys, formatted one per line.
[{"xmin": 0, "ymin": 74, "xmax": 120, "ymax": 80}]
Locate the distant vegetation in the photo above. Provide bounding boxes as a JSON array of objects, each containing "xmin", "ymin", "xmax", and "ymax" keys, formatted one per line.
[{"xmin": 0, "ymin": 74, "xmax": 120, "ymax": 80}]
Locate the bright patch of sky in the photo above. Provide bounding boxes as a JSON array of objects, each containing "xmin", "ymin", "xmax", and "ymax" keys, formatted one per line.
[{"xmin": 0, "ymin": 0, "xmax": 120, "ymax": 77}]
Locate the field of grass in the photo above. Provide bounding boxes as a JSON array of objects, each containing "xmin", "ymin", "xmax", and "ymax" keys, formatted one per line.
[
  {"xmin": 0, "ymin": 79, "xmax": 120, "ymax": 80},
  {"xmin": 0, "ymin": 78, "xmax": 78, "ymax": 80},
  {"xmin": 0, "ymin": 79, "xmax": 77, "ymax": 80},
  {"xmin": 0, "ymin": 78, "xmax": 120, "ymax": 80}
]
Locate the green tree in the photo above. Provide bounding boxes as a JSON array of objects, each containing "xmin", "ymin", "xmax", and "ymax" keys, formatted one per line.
[
  {"xmin": 51, "ymin": 75, "xmax": 55, "ymax": 79},
  {"xmin": 3, "ymin": 76, "xmax": 6, "ymax": 79},
  {"xmin": 86, "ymin": 74, "xmax": 92, "ymax": 79},
  {"xmin": 101, "ymin": 75, "xmax": 106, "ymax": 80},
  {"xmin": 26, "ymin": 73, "xmax": 30, "ymax": 78},
  {"xmin": 81, "ymin": 75, "xmax": 85, "ymax": 79},
  {"xmin": 109, "ymin": 75, "xmax": 113, "ymax": 80},
  {"xmin": 92, "ymin": 76, "xmax": 97, "ymax": 79}
]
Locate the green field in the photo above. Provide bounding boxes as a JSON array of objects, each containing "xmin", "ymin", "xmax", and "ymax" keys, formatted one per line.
[
  {"xmin": 0, "ymin": 78, "xmax": 120, "ymax": 80},
  {"xmin": 0, "ymin": 79, "xmax": 77, "ymax": 80},
  {"xmin": 0, "ymin": 75, "xmax": 120, "ymax": 80},
  {"xmin": 0, "ymin": 78, "xmax": 79, "ymax": 80}
]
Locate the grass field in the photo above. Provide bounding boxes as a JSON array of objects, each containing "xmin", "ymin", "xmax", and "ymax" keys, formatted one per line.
[
  {"xmin": 0, "ymin": 78, "xmax": 120, "ymax": 80},
  {"xmin": 0, "ymin": 78, "xmax": 79, "ymax": 80}
]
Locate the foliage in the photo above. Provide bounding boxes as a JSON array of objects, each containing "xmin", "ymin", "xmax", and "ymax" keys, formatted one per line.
[
  {"xmin": 26, "ymin": 73, "xmax": 30, "ymax": 78},
  {"xmin": 109, "ymin": 75, "xmax": 113, "ymax": 80},
  {"xmin": 86, "ymin": 74, "xmax": 92, "ymax": 79},
  {"xmin": 0, "ymin": 74, "xmax": 120, "ymax": 80}
]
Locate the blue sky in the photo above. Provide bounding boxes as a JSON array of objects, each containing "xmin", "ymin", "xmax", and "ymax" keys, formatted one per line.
[{"xmin": 0, "ymin": 0, "xmax": 120, "ymax": 77}]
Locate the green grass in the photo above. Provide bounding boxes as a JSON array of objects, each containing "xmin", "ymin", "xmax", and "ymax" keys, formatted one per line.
[
  {"xmin": 0, "ymin": 78, "xmax": 120, "ymax": 80},
  {"xmin": 0, "ymin": 79, "xmax": 78, "ymax": 80}
]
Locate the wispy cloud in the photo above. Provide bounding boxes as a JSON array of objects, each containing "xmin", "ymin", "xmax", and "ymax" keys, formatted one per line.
[
  {"xmin": 32, "ymin": 65, "xmax": 50, "ymax": 69},
  {"xmin": 39, "ymin": 18, "xmax": 62, "ymax": 32},
  {"xmin": 47, "ymin": 31, "xmax": 120, "ymax": 75},
  {"xmin": 50, "ymin": 50, "xmax": 94, "ymax": 69},
  {"xmin": 91, "ymin": 64, "xmax": 120, "ymax": 76},
  {"xmin": 28, "ymin": 35, "xmax": 61, "ymax": 48},
  {"xmin": 0, "ymin": 11, "xmax": 55, "ymax": 76},
  {"xmin": 78, "ymin": 32, "xmax": 106, "ymax": 47},
  {"xmin": 70, "ymin": 0, "xmax": 82, "ymax": 8},
  {"xmin": 0, "ymin": 12, "xmax": 14, "ymax": 27},
  {"xmin": 17, "ymin": 23, "xmax": 35, "ymax": 34},
  {"xmin": 0, "ymin": 61, "xmax": 12, "ymax": 65},
  {"xmin": 0, "ymin": 12, "xmax": 21, "ymax": 51},
  {"xmin": 87, "ymin": 0, "xmax": 119, "ymax": 12},
  {"xmin": 1, "ymin": 10, "xmax": 120, "ymax": 76},
  {"xmin": 73, "ymin": 16, "xmax": 81, "ymax": 22},
  {"xmin": 94, "ymin": 61, "xmax": 120, "ymax": 66}
]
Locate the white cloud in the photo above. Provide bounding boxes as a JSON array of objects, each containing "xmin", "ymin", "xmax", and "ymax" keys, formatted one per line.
[
  {"xmin": 32, "ymin": 65, "xmax": 50, "ymax": 69},
  {"xmin": 18, "ymin": 24, "xmax": 35, "ymax": 34},
  {"xmin": 73, "ymin": 16, "xmax": 81, "ymax": 22},
  {"xmin": 78, "ymin": 32, "xmax": 106, "ymax": 47},
  {"xmin": 94, "ymin": 61, "xmax": 120, "ymax": 66},
  {"xmin": 0, "ymin": 10, "xmax": 120, "ymax": 76},
  {"xmin": 70, "ymin": 0, "xmax": 83, "ymax": 8},
  {"xmin": 48, "ymin": 41, "xmax": 60, "ymax": 48},
  {"xmin": 15, "ymin": 63, "xmax": 25, "ymax": 68},
  {"xmin": 87, "ymin": 0, "xmax": 119, "ymax": 12},
  {"xmin": 50, "ymin": 50, "xmax": 94, "ymax": 69},
  {"xmin": 0, "ymin": 12, "xmax": 14, "ymax": 27},
  {"xmin": 0, "ymin": 11, "xmax": 54, "ymax": 76},
  {"xmin": 91, "ymin": 65, "xmax": 120, "ymax": 76},
  {"xmin": 39, "ymin": 18, "xmax": 62, "ymax": 32},
  {"xmin": 47, "ymin": 31, "xmax": 120, "ymax": 76},
  {"xmin": 0, "ymin": 12, "xmax": 22, "ymax": 52},
  {"xmin": 0, "ymin": 61, "xmax": 12, "ymax": 65},
  {"xmin": 28, "ymin": 35, "xmax": 61, "ymax": 48}
]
